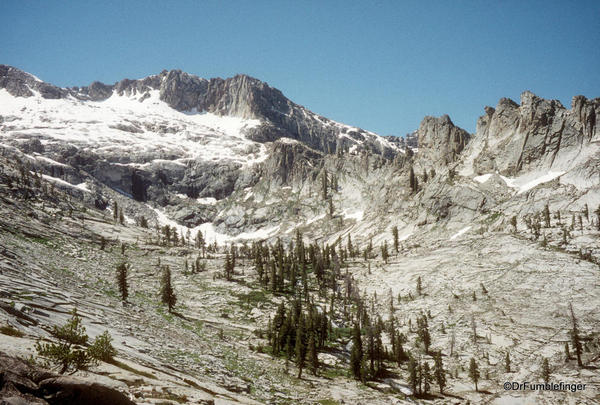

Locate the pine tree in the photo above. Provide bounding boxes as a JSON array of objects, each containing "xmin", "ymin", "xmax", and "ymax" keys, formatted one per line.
[
  {"xmin": 113, "ymin": 201, "xmax": 118, "ymax": 222},
  {"xmin": 381, "ymin": 241, "xmax": 389, "ymax": 263},
  {"xmin": 433, "ymin": 351, "xmax": 446, "ymax": 394},
  {"xmin": 569, "ymin": 302, "xmax": 583, "ymax": 367},
  {"xmin": 541, "ymin": 358, "xmax": 551, "ymax": 383},
  {"xmin": 295, "ymin": 315, "xmax": 307, "ymax": 378},
  {"xmin": 416, "ymin": 276, "xmax": 422, "ymax": 295},
  {"xmin": 392, "ymin": 226, "xmax": 399, "ymax": 253},
  {"xmin": 321, "ymin": 171, "xmax": 328, "ymax": 200},
  {"xmin": 116, "ymin": 262, "xmax": 128, "ymax": 302},
  {"xmin": 595, "ymin": 204, "xmax": 600, "ymax": 230},
  {"xmin": 422, "ymin": 362, "xmax": 432, "ymax": 394},
  {"xmin": 469, "ymin": 357, "xmax": 480, "ymax": 391},
  {"xmin": 564, "ymin": 341, "xmax": 570, "ymax": 361},
  {"xmin": 160, "ymin": 266, "xmax": 177, "ymax": 312},
  {"xmin": 308, "ymin": 331, "xmax": 318, "ymax": 375},
  {"xmin": 504, "ymin": 352, "xmax": 511, "ymax": 372},
  {"xmin": 224, "ymin": 252, "xmax": 233, "ymax": 281},
  {"xmin": 350, "ymin": 323, "xmax": 363, "ymax": 380},
  {"xmin": 417, "ymin": 315, "xmax": 431, "ymax": 354},
  {"xmin": 409, "ymin": 166, "xmax": 416, "ymax": 193},
  {"xmin": 408, "ymin": 356, "xmax": 418, "ymax": 395},
  {"xmin": 543, "ymin": 204, "xmax": 551, "ymax": 227}
]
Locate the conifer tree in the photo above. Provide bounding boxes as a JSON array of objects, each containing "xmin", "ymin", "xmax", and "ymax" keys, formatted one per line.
[
  {"xmin": 504, "ymin": 352, "xmax": 511, "ymax": 372},
  {"xmin": 116, "ymin": 262, "xmax": 128, "ymax": 302},
  {"xmin": 160, "ymin": 266, "xmax": 177, "ymax": 312},
  {"xmin": 469, "ymin": 357, "xmax": 480, "ymax": 391},
  {"xmin": 417, "ymin": 315, "xmax": 431, "ymax": 354},
  {"xmin": 381, "ymin": 240, "xmax": 389, "ymax": 263},
  {"xmin": 409, "ymin": 166, "xmax": 416, "ymax": 193},
  {"xmin": 295, "ymin": 315, "xmax": 307, "ymax": 378},
  {"xmin": 433, "ymin": 351, "xmax": 446, "ymax": 394},
  {"xmin": 541, "ymin": 358, "xmax": 551, "ymax": 383},
  {"xmin": 416, "ymin": 276, "xmax": 422, "ymax": 295},
  {"xmin": 113, "ymin": 201, "xmax": 118, "ymax": 222},
  {"xmin": 392, "ymin": 226, "xmax": 399, "ymax": 253},
  {"xmin": 350, "ymin": 323, "xmax": 363, "ymax": 380},
  {"xmin": 422, "ymin": 362, "xmax": 431, "ymax": 394},
  {"xmin": 569, "ymin": 302, "xmax": 583, "ymax": 367},
  {"xmin": 308, "ymin": 331, "xmax": 318, "ymax": 375},
  {"xmin": 408, "ymin": 356, "xmax": 418, "ymax": 395},
  {"xmin": 543, "ymin": 204, "xmax": 551, "ymax": 227}
]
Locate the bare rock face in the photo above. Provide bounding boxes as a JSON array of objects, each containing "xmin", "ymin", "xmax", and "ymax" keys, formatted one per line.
[
  {"xmin": 0, "ymin": 65, "xmax": 66, "ymax": 99},
  {"xmin": 0, "ymin": 352, "xmax": 134, "ymax": 405},
  {"xmin": 469, "ymin": 91, "xmax": 600, "ymax": 176},
  {"xmin": 414, "ymin": 114, "xmax": 470, "ymax": 172},
  {"xmin": 259, "ymin": 139, "xmax": 323, "ymax": 187}
]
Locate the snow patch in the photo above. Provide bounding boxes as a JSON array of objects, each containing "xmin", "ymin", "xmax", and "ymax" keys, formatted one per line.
[
  {"xmin": 450, "ymin": 226, "xmax": 471, "ymax": 240},
  {"xmin": 500, "ymin": 171, "xmax": 565, "ymax": 195},
  {"xmin": 197, "ymin": 197, "xmax": 217, "ymax": 205},
  {"xmin": 473, "ymin": 173, "xmax": 493, "ymax": 183}
]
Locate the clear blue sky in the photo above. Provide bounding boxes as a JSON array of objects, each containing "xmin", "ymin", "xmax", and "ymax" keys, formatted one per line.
[{"xmin": 1, "ymin": 1, "xmax": 599, "ymax": 136}]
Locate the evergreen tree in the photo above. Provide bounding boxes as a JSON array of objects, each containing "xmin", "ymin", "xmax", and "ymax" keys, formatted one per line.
[
  {"xmin": 116, "ymin": 262, "xmax": 128, "ymax": 302},
  {"xmin": 34, "ymin": 308, "xmax": 91, "ymax": 374},
  {"xmin": 321, "ymin": 171, "xmax": 328, "ymax": 200},
  {"xmin": 595, "ymin": 204, "xmax": 600, "ymax": 230},
  {"xmin": 409, "ymin": 167, "xmax": 417, "ymax": 193},
  {"xmin": 541, "ymin": 358, "xmax": 551, "ymax": 383},
  {"xmin": 417, "ymin": 315, "xmax": 431, "ymax": 353},
  {"xmin": 543, "ymin": 204, "xmax": 551, "ymax": 227},
  {"xmin": 422, "ymin": 362, "xmax": 432, "ymax": 394},
  {"xmin": 469, "ymin": 357, "xmax": 480, "ymax": 391},
  {"xmin": 224, "ymin": 252, "xmax": 233, "ymax": 281},
  {"xmin": 113, "ymin": 201, "xmax": 118, "ymax": 222},
  {"xmin": 160, "ymin": 266, "xmax": 177, "ymax": 312},
  {"xmin": 350, "ymin": 323, "xmax": 363, "ymax": 381},
  {"xmin": 504, "ymin": 352, "xmax": 511, "ymax": 372},
  {"xmin": 295, "ymin": 315, "xmax": 307, "ymax": 378},
  {"xmin": 564, "ymin": 341, "xmax": 570, "ymax": 361},
  {"xmin": 433, "ymin": 351, "xmax": 446, "ymax": 394},
  {"xmin": 416, "ymin": 276, "xmax": 422, "ymax": 295},
  {"xmin": 381, "ymin": 240, "xmax": 389, "ymax": 263},
  {"xmin": 392, "ymin": 226, "xmax": 399, "ymax": 253},
  {"xmin": 408, "ymin": 356, "xmax": 418, "ymax": 395},
  {"xmin": 196, "ymin": 230, "xmax": 205, "ymax": 256},
  {"xmin": 569, "ymin": 302, "xmax": 583, "ymax": 367},
  {"xmin": 308, "ymin": 331, "xmax": 318, "ymax": 375}
]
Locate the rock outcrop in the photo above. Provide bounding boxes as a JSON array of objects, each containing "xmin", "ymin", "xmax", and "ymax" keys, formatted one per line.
[
  {"xmin": 0, "ymin": 352, "xmax": 134, "ymax": 405},
  {"xmin": 466, "ymin": 91, "xmax": 600, "ymax": 176},
  {"xmin": 413, "ymin": 114, "xmax": 470, "ymax": 172}
]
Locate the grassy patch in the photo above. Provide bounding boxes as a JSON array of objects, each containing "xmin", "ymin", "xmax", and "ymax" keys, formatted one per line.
[
  {"xmin": 235, "ymin": 289, "xmax": 271, "ymax": 307},
  {"xmin": 322, "ymin": 366, "xmax": 348, "ymax": 379},
  {"xmin": 486, "ymin": 212, "xmax": 502, "ymax": 223},
  {"xmin": 319, "ymin": 399, "xmax": 341, "ymax": 405},
  {"xmin": 0, "ymin": 325, "xmax": 25, "ymax": 337},
  {"xmin": 108, "ymin": 359, "xmax": 156, "ymax": 379}
]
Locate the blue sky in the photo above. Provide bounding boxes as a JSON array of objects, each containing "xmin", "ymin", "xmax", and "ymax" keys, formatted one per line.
[{"xmin": 1, "ymin": 1, "xmax": 598, "ymax": 136}]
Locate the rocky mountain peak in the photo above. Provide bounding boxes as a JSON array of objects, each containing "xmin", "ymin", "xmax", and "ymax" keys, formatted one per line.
[{"xmin": 414, "ymin": 114, "xmax": 470, "ymax": 170}]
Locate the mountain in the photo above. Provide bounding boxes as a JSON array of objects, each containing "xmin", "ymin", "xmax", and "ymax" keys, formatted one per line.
[{"xmin": 1, "ymin": 65, "xmax": 599, "ymax": 404}]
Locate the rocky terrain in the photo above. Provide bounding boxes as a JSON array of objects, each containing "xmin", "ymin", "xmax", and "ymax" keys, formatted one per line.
[{"xmin": 0, "ymin": 65, "xmax": 599, "ymax": 404}]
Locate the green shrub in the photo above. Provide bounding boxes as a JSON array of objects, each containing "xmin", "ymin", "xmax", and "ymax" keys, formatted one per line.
[{"xmin": 88, "ymin": 331, "xmax": 117, "ymax": 362}]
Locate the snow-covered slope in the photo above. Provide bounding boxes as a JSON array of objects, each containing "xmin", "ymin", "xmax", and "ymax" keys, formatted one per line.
[{"xmin": 0, "ymin": 88, "xmax": 266, "ymax": 166}]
